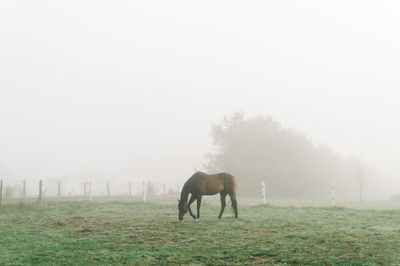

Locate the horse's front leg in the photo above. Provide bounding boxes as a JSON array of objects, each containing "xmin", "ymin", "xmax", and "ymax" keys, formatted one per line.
[
  {"xmin": 187, "ymin": 195, "xmax": 197, "ymax": 220},
  {"xmin": 196, "ymin": 196, "xmax": 202, "ymax": 219}
]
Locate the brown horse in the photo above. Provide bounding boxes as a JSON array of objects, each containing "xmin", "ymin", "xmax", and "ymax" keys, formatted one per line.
[{"xmin": 178, "ymin": 172, "xmax": 238, "ymax": 221}]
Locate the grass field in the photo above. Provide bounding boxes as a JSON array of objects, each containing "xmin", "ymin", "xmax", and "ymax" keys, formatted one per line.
[{"xmin": 1, "ymin": 196, "xmax": 400, "ymax": 265}]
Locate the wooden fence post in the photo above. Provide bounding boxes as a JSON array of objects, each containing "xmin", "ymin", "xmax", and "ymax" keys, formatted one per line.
[
  {"xmin": 163, "ymin": 183, "xmax": 166, "ymax": 194},
  {"xmin": 57, "ymin": 181, "xmax": 61, "ymax": 197},
  {"xmin": 129, "ymin": 181, "xmax": 132, "ymax": 196},
  {"xmin": 0, "ymin": 180, "xmax": 3, "ymax": 206},
  {"xmin": 89, "ymin": 182, "xmax": 92, "ymax": 201},
  {"xmin": 23, "ymin": 180, "xmax": 26, "ymax": 198},
  {"xmin": 142, "ymin": 181, "xmax": 146, "ymax": 202},
  {"xmin": 106, "ymin": 181, "xmax": 110, "ymax": 197},
  {"xmin": 83, "ymin": 183, "xmax": 87, "ymax": 196},
  {"xmin": 39, "ymin": 180, "xmax": 43, "ymax": 201}
]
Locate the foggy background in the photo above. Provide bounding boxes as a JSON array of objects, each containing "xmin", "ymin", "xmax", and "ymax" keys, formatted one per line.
[{"xmin": 1, "ymin": 1, "xmax": 400, "ymax": 199}]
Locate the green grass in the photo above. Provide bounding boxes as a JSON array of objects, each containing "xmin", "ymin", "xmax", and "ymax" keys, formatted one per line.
[{"xmin": 1, "ymin": 197, "xmax": 400, "ymax": 265}]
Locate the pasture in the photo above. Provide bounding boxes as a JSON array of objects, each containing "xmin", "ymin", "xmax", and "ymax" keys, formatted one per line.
[{"xmin": 1, "ymin": 196, "xmax": 400, "ymax": 265}]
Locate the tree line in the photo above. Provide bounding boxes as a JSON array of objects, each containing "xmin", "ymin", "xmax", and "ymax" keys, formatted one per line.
[{"xmin": 204, "ymin": 112, "xmax": 375, "ymax": 201}]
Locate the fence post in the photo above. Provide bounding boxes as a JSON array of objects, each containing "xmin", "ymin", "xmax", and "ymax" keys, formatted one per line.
[
  {"xmin": 142, "ymin": 181, "xmax": 146, "ymax": 202},
  {"xmin": 89, "ymin": 182, "xmax": 92, "ymax": 201},
  {"xmin": 23, "ymin": 180, "xmax": 26, "ymax": 198},
  {"xmin": 106, "ymin": 181, "xmax": 110, "ymax": 197},
  {"xmin": 39, "ymin": 180, "xmax": 43, "ymax": 201},
  {"xmin": 0, "ymin": 180, "xmax": 3, "ymax": 206},
  {"xmin": 163, "ymin": 183, "xmax": 166, "ymax": 194},
  {"xmin": 57, "ymin": 181, "xmax": 61, "ymax": 197},
  {"xmin": 83, "ymin": 183, "xmax": 87, "ymax": 196},
  {"xmin": 331, "ymin": 182, "xmax": 336, "ymax": 206},
  {"xmin": 129, "ymin": 181, "xmax": 132, "ymax": 196},
  {"xmin": 261, "ymin": 181, "xmax": 266, "ymax": 204}
]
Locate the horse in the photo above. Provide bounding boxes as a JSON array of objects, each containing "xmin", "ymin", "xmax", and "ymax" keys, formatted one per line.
[{"xmin": 177, "ymin": 172, "xmax": 238, "ymax": 221}]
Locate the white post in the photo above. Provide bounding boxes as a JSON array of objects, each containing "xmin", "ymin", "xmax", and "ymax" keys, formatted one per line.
[
  {"xmin": 261, "ymin": 181, "xmax": 266, "ymax": 204},
  {"xmin": 89, "ymin": 182, "xmax": 92, "ymax": 201},
  {"xmin": 39, "ymin": 180, "xmax": 43, "ymax": 201},
  {"xmin": 331, "ymin": 182, "xmax": 335, "ymax": 206},
  {"xmin": 0, "ymin": 180, "xmax": 3, "ymax": 206},
  {"xmin": 142, "ymin": 181, "xmax": 146, "ymax": 202}
]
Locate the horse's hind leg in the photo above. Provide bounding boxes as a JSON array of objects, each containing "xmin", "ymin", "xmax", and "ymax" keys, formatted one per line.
[
  {"xmin": 196, "ymin": 196, "xmax": 202, "ymax": 219},
  {"xmin": 228, "ymin": 192, "xmax": 238, "ymax": 219},
  {"xmin": 187, "ymin": 195, "xmax": 197, "ymax": 220},
  {"xmin": 218, "ymin": 191, "xmax": 227, "ymax": 219}
]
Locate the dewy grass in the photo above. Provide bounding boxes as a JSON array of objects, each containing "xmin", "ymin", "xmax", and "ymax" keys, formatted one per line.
[{"xmin": 1, "ymin": 197, "xmax": 400, "ymax": 265}]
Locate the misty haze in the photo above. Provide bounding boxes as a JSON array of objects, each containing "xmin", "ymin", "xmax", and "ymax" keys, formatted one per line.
[{"xmin": 1, "ymin": 1, "xmax": 400, "ymax": 264}]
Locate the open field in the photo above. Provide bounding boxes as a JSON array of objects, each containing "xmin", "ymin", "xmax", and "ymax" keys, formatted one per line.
[{"xmin": 1, "ymin": 196, "xmax": 400, "ymax": 265}]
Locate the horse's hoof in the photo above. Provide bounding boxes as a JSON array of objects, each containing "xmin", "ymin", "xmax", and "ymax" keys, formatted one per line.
[{"xmin": 194, "ymin": 219, "xmax": 199, "ymax": 222}]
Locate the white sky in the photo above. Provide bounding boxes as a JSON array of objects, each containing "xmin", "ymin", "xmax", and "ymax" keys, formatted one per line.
[{"xmin": 1, "ymin": 1, "xmax": 400, "ymax": 190}]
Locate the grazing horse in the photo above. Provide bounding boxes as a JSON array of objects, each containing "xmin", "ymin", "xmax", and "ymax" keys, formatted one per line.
[{"xmin": 177, "ymin": 172, "xmax": 238, "ymax": 221}]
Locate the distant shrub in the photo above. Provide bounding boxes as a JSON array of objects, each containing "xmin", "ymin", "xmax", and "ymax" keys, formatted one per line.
[{"xmin": 389, "ymin": 194, "xmax": 400, "ymax": 201}]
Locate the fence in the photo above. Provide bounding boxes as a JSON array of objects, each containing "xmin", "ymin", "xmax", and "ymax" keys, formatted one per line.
[
  {"xmin": 259, "ymin": 181, "xmax": 336, "ymax": 206},
  {"xmin": 0, "ymin": 178, "xmax": 183, "ymax": 204},
  {"xmin": 0, "ymin": 179, "xmax": 337, "ymax": 206}
]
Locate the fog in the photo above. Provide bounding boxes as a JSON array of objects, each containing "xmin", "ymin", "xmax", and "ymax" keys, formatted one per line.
[{"xmin": 1, "ymin": 1, "xmax": 400, "ymax": 199}]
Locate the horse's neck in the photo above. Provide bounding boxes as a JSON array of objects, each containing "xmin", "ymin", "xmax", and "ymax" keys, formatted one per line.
[{"xmin": 180, "ymin": 185, "xmax": 190, "ymax": 204}]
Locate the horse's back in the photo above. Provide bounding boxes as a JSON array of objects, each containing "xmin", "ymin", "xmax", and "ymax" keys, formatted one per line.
[{"xmin": 191, "ymin": 172, "xmax": 236, "ymax": 195}]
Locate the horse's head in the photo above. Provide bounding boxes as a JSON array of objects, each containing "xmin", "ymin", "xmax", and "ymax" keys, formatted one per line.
[{"xmin": 177, "ymin": 199, "xmax": 188, "ymax": 221}]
